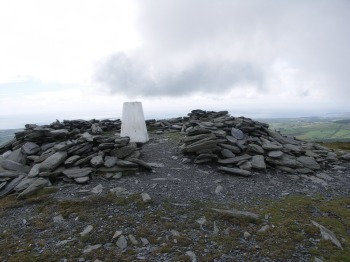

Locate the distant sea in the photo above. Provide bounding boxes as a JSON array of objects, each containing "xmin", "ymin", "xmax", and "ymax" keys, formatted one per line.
[{"xmin": 0, "ymin": 128, "xmax": 23, "ymax": 146}]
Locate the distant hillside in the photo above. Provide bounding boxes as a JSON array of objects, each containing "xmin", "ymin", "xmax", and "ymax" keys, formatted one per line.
[
  {"xmin": 263, "ymin": 117, "xmax": 350, "ymax": 142},
  {"xmin": 334, "ymin": 119, "xmax": 350, "ymax": 124}
]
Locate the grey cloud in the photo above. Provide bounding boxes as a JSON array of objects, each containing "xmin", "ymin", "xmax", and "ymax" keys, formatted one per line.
[
  {"xmin": 96, "ymin": 0, "xmax": 350, "ymax": 98},
  {"xmin": 96, "ymin": 53, "xmax": 265, "ymax": 97}
]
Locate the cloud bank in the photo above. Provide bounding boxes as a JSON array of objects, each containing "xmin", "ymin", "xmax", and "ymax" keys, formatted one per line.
[{"xmin": 96, "ymin": 0, "xmax": 350, "ymax": 99}]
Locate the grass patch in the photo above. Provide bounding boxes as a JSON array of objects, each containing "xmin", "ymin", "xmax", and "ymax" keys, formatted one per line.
[
  {"xmin": 162, "ymin": 131, "xmax": 184, "ymax": 143},
  {"xmin": 255, "ymin": 195, "xmax": 350, "ymax": 260},
  {"xmin": 319, "ymin": 141, "xmax": 350, "ymax": 151}
]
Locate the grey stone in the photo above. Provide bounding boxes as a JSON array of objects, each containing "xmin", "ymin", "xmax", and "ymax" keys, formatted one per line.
[
  {"xmin": 140, "ymin": 237, "xmax": 149, "ymax": 246},
  {"xmin": 243, "ymin": 232, "xmax": 251, "ymax": 239},
  {"xmin": 0, "ymin": 182, "xmax": 7, "ymax": 191},
  {"xmin": 64, "ymin": 155, "xmax": 81, "ymax": 166},
  {"xmin": 75, "ymin": 176, "xmax": 90, "ymax": 184},
  {"xmin": 182, "ymin": 138, "xmax": 218, "ymax": 153},
  {"xmin": 91, "ymin": 184, "xmax": 103, "ymax": 194},
  {"xmin": 113, "ymin": 172, "xmax": 123, "ymax": 179},
  {"xmin": 0, "ymin": 175, "xmax": 24, "ymax": 197},
  {"xmin": 73, "ymin": 153, "xmax": 97, "ymax": 166},
  {"xmin": 112, "ymin": 230, "xmax": 123, "ymax": 240},
  {"xmin": 98, "ymin": 166, "xmax": 138, "ymax": 172},
  {"xmin": 17, "ymin": 178, "xmax": 51, "ymax": 199},
  {"xmin": 7, "ymin": 149, "xmax": 27, "ymax": 164},
  {"xmin": 56, "ymin": 238, "xmax": 76, "ymax": 247},
  {"xmin": 262, "ymin": 141, "xmax": 283, "ymax": 151},
  {"xmin": 63, "ymin": 167, "xmax": 92, "ymax": 178},
  {"xmin": 215, "ymin": 185, "xmax": 223, "ymax": 194},
  {"xmin": 112, "ymin": 143, "xmax": 137, "ymax": 158},
  {"xmin": 90, "ymin": 155, "xmax": 104, "ymax": 167},
  {"xmin": 116, "ymin": 235, "xmax": 128, "ymax": 249},
  {"xmin": 54, "ymin": 141, "xmax": 74, "ymax": 151},
  {"xmin": 305, "ymin": 150, "xmax": 319, "ymax": 158},
  {"xmin": 83, "ymin": 244, "xmax": 102, "ymax": 254},
  {"xmin": 297, "ymin": 156, "xmax": 321, "ymax": 170},
  {"xmin": 80, "ymin": 225, "xmax": 94, "ymax": 237},
  {"xmin": 316, "ymin": 173, "xmax": 333, "ymax": 181},
  {"xmin": 231, "ymin": 128, "xmax": 244, "ymax": 139},
  {"xmin": 128, "ymin": 234, "xmax": 138, "ymax": 245},
  {"xmin": 104, "ymin": 156, "xmax": 118, "ymax": 167},
  {"xmin": 35, "ymin": 148, "xmax": 56, "ymax": 163},
  {"xmin": 239, "ymin": 161, "xmax": 252, "ymax": 171},
  {"xmin": 91, "ymin": 124, "xmax": 103, "ymax": 135},
  {"xmin": 247, "ymin": 144, "xmax": 264, "ymax": 155},
  {"xmin": 114, "ymin": 137, "xmax": 130, "ymax": 146},
  {"xmin": 186, "ymin": 251, "xmax": 197, "ymax": 262},
  {"xmin": 251, "ymin": 155, "xmax": 266, "ymax": 170},
  {"xmin": 312, "ymin": 221, "xmax": 342, "ymax": 249},
  {"xmin": 81, "ymin": 132, "xmax": 94, "ymax": 142},
  {"xmin": 213, "ymin": 221, "xmax": 219, "ymax": 235},
  {"xmin": 0, "ymin": 170, "xmax": 24, "ymax": 178},
  {"xmin": 301, "ymin": 175, "xmax": 328, "ymax": 186},
  {"xmin": 221, "ymin": 149, "xmax": 235, "ymax": 158},
  {"xmin": 141, "ymin": 192, "xmax": 152, "ymax": 203},
  {"xmin": 127, "ymin": 158, "xmax": 152, "ymax": 171},
  {"xmin": 219, "ymin": 143, "xmax": 241, "ymax": 154},
  {"xmin": 266, "ymin": 155, "xmax": 304, "ymax": 169},
  {"xmin": 226, "ymin": 135, "xmax": 237, "ymax": 144},
  {"xmin": 258, "ymin": 225, "xmax": 270, "ymax": 233},
  {"xmin": 116, "ymin": 160, "xmax": 139, "ymax": 167},
  {"xmin": 284, "ymin": 144, "xmax": 302, "ymax": 153},
  {"xmin": 53, "ymin": 215, "xmax": 65, "ymax": 223},
  {"xmin": 39, "ymin": 151, "xmax": 67, "ymax": 172},
  {"xmin": 21, "ymin": 142, "xmax": 40, "ymax": 155},
  {"xmin": 98, "ymin": 143, "xmax": 115, "ymax": 150},
  {"xmin": 28, "ymin": 164, "xmax": 41, "ymax": 178},
  {"xmin": 218, "ymin": 166, "xmax": 252, "ymax": 177},
  {"xmin": 0, "ymin": 158, "xmax": 31, "ymax": 173},
  {"xmin": 110, "ymin": 187, "xmax": 129, "ymax": 196},
  {"xmin": 14, "ymin": 177, "xmax": 37, "ymax": 192},
  {"xmin": 48, "ymin": 129, "xmax": 69, "ymax": 137},
  {"xmin": 212, "ymin": 208, "xmax": 259, "ymax": 220},
  {"xmin": 217, "ymin": 154, "xmax": 252, "ymax": 165},
  {"xmin": 268, "ymin": 150, "xmax": 284, "ymax": 158},
  {"xmin": 340, "ymin": 153, "xmax": 350, "ymax": 161},
  {"xmin": 41, "ymin": 142, "xmax": 57, "ymax": 152}
]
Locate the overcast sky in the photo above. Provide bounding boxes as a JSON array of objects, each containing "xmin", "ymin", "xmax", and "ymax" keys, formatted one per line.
[{"xmin": 1, "ymin": 0, "xmax": 349, "ymax": 129}]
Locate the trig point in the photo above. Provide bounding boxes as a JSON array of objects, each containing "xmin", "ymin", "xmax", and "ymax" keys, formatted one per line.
[{"xmin": 121, "ymin": 101, "xmax": 149, "ymax": 143}]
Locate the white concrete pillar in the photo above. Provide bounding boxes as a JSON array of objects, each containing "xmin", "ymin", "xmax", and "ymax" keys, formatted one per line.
[{"xmin": 121, "ymin": 101, "xmax": 149, "ymax": 143}]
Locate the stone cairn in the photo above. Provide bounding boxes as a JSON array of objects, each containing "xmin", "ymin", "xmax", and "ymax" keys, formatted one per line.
[
  {"xmin": 0, "ymin": 119, "xmax": 151, "ymax": 199},
  {"xmin": 148, "ymin": 109, "xmax": 350, "ymax": 177},
  {"xmin": 1, "ymin": 110, "xmax": 350, "ymax": 199}
]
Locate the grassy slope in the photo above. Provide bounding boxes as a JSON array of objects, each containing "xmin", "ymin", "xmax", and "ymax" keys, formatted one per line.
[{"xmin": 266, "ymin": 119, "xmax": 350, "ymax": 142}]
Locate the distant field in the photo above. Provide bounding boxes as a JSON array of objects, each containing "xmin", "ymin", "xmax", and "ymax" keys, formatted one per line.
[{"xmin": 264, "ymin": 118, "xmax": 350, "ymax": 142}]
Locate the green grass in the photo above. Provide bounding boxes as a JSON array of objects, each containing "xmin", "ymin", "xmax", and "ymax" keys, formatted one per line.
[
  {"xmin": 268, "ymin": 120, "xmax": 350, "ymax": 141},
  {"xmin": 255, "ymin": 195, "xmax": 350, "ymax": 261},
  {"xmin": 319, "ymin": 141, "xmax": 350, "ymax": 151}
]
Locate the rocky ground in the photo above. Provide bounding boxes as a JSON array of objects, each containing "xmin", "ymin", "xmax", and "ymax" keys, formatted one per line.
[{"xmin": 1, "ymin": 131, "xmax": 350, "ymax": 262}]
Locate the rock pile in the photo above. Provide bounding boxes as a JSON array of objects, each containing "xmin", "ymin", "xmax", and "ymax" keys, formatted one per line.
[
  {"xmin": 152, "ymin": 110, "xmax": 350, "ymax": 176},
  {"xmin": 180, "ymin": 110, "xmax": 350, "ymax": 175},
  {"xmin": 0, "ymin": 119, "xmax": 150, "ymax": 199}
]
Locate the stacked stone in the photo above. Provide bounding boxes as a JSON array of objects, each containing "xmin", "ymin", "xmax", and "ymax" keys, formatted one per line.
[
  {"xmin": 0, "ymin": 123, "xmax": 150, "ymax": 199},
  {"xmin": 146, "ymin": 117, "xmax": 185, "ymax": 133},
  {"xmin": 178, "ymin": 110, "xmax": 350, "ymax": 176},
  {"xmin": 0, "ymin": 119, "xmax": 121, "ymax": 155}
]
